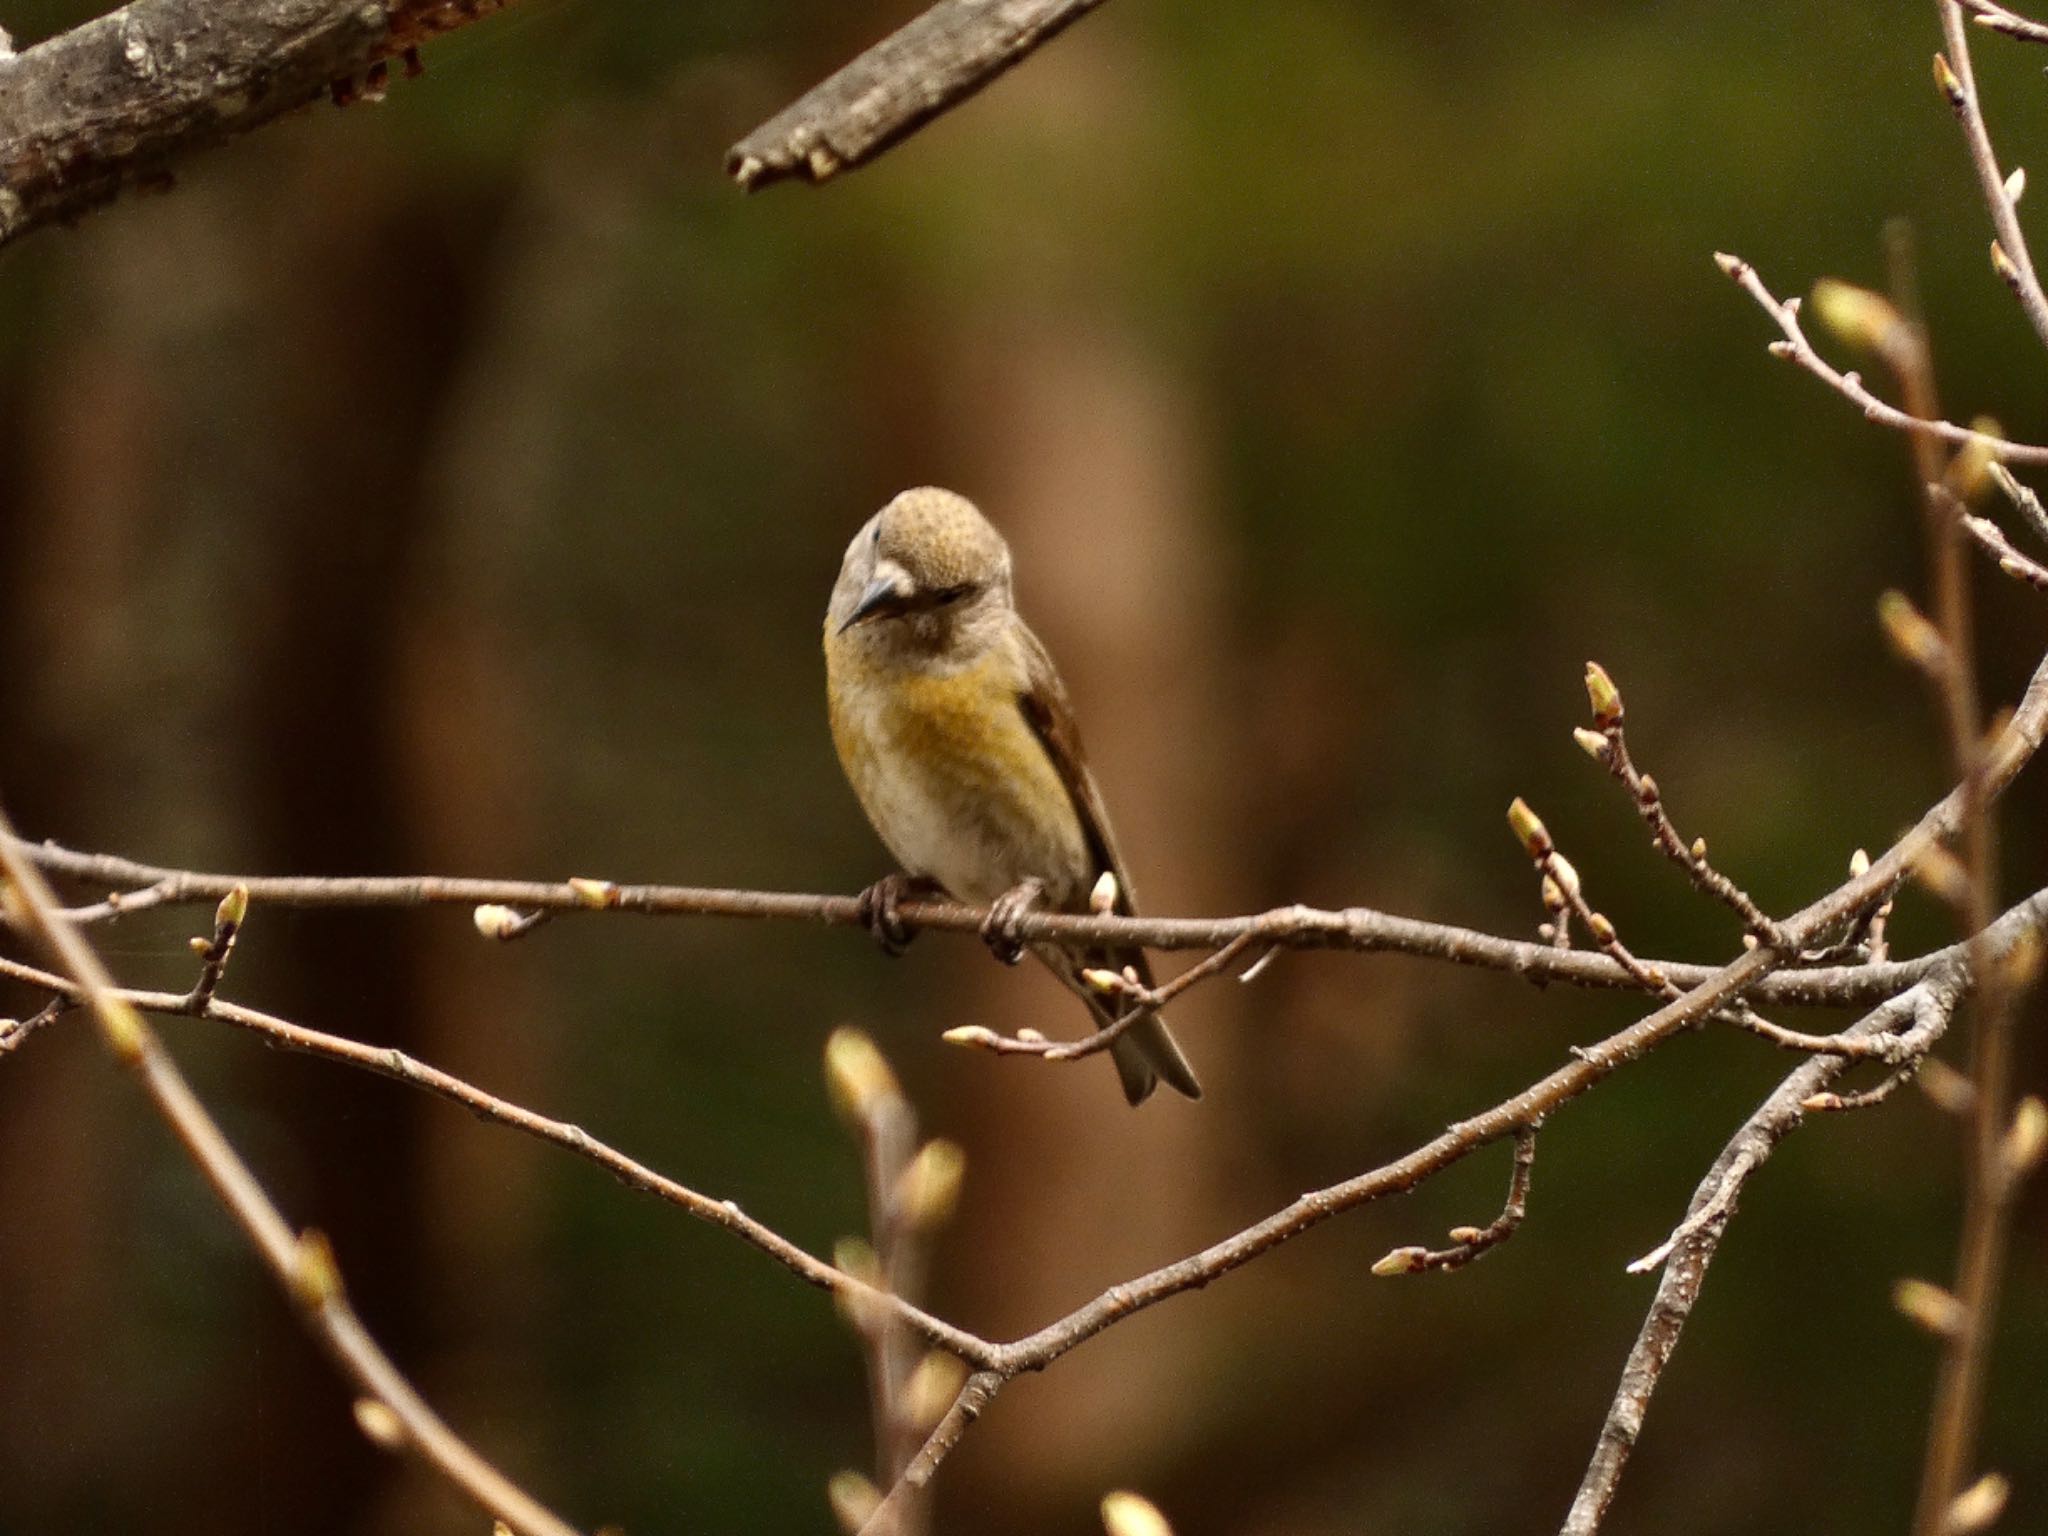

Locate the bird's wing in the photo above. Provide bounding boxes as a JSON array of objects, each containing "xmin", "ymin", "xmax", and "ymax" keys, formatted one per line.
[{"xmin": 1011, "ymin": 623, "xmax": 1154, "ymax": 986}]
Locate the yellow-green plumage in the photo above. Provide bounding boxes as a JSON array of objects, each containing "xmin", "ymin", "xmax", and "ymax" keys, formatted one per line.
[{"xmin": 827, "ymin": 643, "xmax": 1091, "ymax": 909}]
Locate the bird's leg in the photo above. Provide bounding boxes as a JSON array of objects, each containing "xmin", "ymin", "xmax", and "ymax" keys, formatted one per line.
[
  {"xmin": 855, "ymin": 872, "xmax": 942, "ymax": 957},
  {"xmin": 980, "ymin": 877, "xmax": 1048, "ymax": 966}
]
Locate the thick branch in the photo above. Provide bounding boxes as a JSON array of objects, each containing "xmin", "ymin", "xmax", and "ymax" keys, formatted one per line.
[
  {"xmin": 0, "ymin": 0, "xmax": 509, "ymax": 251},
  {"xmin": 727, "ymin": 0, "xmax": 1109, "ymax": 190}
]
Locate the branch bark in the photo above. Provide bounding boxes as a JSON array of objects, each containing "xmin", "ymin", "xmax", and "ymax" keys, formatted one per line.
[
  {"xmin": 12, "ymin": 836, "xmax": 1958, "ymax": 1009},
  {"xmin": 727, "ymin": 0, "xmax": 1109, "ymax": 190},
  {"xmin": 0, "ymin": 0, "xmax": 509, "ymax": 251}
]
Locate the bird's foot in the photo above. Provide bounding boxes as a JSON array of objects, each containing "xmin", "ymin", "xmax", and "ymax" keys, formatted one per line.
[
  {"xmin": 980, "ymin": 877, "xmax": 1048, "ymax": 966},
  {"xmin": 856, "ymin": 873, "xmax": 941, "ymax": 957}
]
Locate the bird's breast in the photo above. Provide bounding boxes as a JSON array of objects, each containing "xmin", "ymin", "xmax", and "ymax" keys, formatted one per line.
[{"xmin": 826, "ymin": 647, "xmax": 1090, "ymax": 905}]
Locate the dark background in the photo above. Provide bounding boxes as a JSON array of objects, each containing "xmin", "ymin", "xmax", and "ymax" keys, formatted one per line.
[{"xmin": 1, "ymin": 1, "xmax": 2044, "ymax": 1532}]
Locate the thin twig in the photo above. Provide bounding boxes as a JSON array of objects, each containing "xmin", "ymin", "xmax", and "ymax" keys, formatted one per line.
[
  {"xmin": 1714, "ymin": 254, "xmax": 2048, "ymax": 466},
  {"xmin": 1575, "ymin": 664, "xmax": 1790, "ymax": 946},
  {"xmin": 0, "ymin": 994, "xmax": 71, "ymax": 1055},
  {"xmin": 854, "ymin": 1370, "xmax": 1005, "ymax": 1536},
  {"xmin": 1935, "ymin": 4, "xmax": 2048, "ymax": 349},
  {"xmin": 0, "ymin": 949, "xmax": 999, "ymax": 1368},
  {"xmin": 1959, "ymin": 0, "xmax": 2048, "ymax": 42},
  {"xmin": 0, "ymin": 806, "xmax": 583, "ymax": 1536},
  {"xmin": 1371, "ymin": 1124, "xmax": 1539, "ymax": 1275},
  {"xmin": 942, "ymin": 933, "xmax": 1261, "ymax": 1063}
]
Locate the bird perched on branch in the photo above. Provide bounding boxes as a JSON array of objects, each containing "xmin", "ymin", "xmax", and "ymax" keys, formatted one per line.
[{"xmin": 823, "ymin": 487, "xmax": 1202, "ymax": 1105}]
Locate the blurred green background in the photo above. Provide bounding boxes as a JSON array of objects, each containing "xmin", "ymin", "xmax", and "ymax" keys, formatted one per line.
[{"xmin": 1, "ymin": 0, "xmax": 2045, "ymax": 1531}]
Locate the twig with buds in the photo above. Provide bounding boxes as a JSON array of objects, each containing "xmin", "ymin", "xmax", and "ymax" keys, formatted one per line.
[
  {"xmin": 940, "ymin": 932, "xmax": 1262, "ymax": 1065},
  {"xmin": 1371, "ymin": 1124, "xmax": 1538, "ymax": 1276},
  {"xmin": 1506, "ymin": 798, "xmax": 1900, "ymax": 1061},
  {"xmin": 0, "ymin": 809, "xmax": 585, "ymax": 1536},
  {"xmin": 1573, "ymin": 663, "xmax": 1789, "ymax": 947},
  {"xmin": 1714, "ymin": 254, "xmax": 2048, "ymax": 465},
  {"xmin": 183, "ymin": 884, "xmax": 248, "ymax": 1011},
  {"xmin": 1935, "ymin": 6, "xmax": 2048, "ymax": 350},
  {"xmin": 825, "ymin": 1029, "xmax": 968, "ymax": 1536}
]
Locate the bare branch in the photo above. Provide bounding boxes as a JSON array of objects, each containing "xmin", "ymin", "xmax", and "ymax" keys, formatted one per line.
[
  {"xmin": 7, "ymin": 837, "xmax": 1973, "ymax": 1010},
  {"xmin": 1575, "ymin": 663, "xmax": 1789, "ymax": 947},
  {"xmin": 1714, "ymin": 254, "xmax": 2048, "ymax": 465},
  {"xmin": 854, "ymin": 1370, "xmax": 1005, "ymax": 1536},
  {"xmin": 1935, "ymin": 5, "xmax": 2048, "ymax": 349},
  {"xmin": 1959, "ymin": 0, "xmax": 2048, "ymax": 42},
  {"xmin": 727, "ymin": 0, "xmax": 1109, "ymax": 190},
  {"xmin": 0, "ymin": 807, "xmax": 582, "ymax": 1536},
  {"xmin": 0, "ymin": 949, "xmax": 1000, "ymax": 1369},
  {"xmin": 1371, "ymin": 1124, "xmax": 1538, "ymax": 1276},
  {"xmin": 0, "ymin": 0, "xmax": 514, "ymax": 251},
  {"xmin": 1560, "ymin": 975, "xmax": 1969, "ymax": 1536}
]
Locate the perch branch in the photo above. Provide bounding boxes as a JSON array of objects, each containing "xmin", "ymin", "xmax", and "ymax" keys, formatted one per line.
[
  {"xmin": 727, "ymin": 0, "xmax": 1109, "ymax": 190},
  {"xmin": 10, "ymin": 838, "xmax": 1967, "ymax": 1010}
]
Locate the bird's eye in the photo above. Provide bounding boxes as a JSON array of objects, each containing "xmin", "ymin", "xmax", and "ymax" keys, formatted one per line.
[{"xmin": 931, "ymin": 584, "xmax": 974, "ymax": 606}]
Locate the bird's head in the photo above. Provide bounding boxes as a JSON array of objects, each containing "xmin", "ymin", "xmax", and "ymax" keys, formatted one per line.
[{"xmin": 827, "ymin": 488, "xmax": 1015, "ymax": 660}]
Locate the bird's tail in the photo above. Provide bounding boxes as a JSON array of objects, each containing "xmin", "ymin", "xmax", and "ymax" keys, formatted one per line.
[
  {"xmin": 1041, "ymin": 943, "xmax": 1202, "ymax": 1105},
  {"xmin": 1102, "ymin": 1000, "xmax": 1204, "ymax": 1106}
]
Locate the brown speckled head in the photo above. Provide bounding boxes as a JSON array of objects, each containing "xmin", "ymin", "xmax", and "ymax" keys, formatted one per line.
[
  {"xmin": 873, "ymin": 487, "xmax": 1011, "ymax": 593},
  {"xmin": 826, "ymin": 488, "xmax": 1017, "ymax": 659}
]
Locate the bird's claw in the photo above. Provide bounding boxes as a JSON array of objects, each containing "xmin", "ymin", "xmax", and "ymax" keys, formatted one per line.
[
  {"xmin": 856, "ymin": 873, "xmax": 936, "ymax": 957},
  {"xmin": 980, "ymin": 878, "xmax": 1047, "ymax": 966}
]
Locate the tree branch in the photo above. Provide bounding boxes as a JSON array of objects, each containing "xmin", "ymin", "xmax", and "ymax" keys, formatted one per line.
[
  {"xmin": 0, "ymin": 805, "xmax": 582, "ymax": 1536},
  {"xmin": 727, "ymin": 0, "xmax": 1110, "ymax": 191},
  {"xmin": 1936, "ymin": 1, "xmax": 2048, "ymax": 351},
  {"xmin": 9, "ymin": 837, "xmax": 1965, "ymax": 1010},
  {"xmin": 1715, "ymin": 254, "xmax": 2048, "ymax": 465},
  {"xmin": 0, "ymin": 0, "xmax": 512, "ymax": 251},
  {"xmin": 0, "ymin": 948, "xmax": 1001, "ymax": 1369},
  {"xmin": 1958, "ymin": 0, "xmax": 2048, "ymax": 43},
  {"xmin": 1559, "ymin": 973, "xmax": 1970, "ymax": 1535}
]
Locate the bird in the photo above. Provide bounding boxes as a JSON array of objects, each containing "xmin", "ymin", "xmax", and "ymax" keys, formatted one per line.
[{"xmin": 822, "ymin": 486, "xmax": 1203, "ymax": 1105}]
